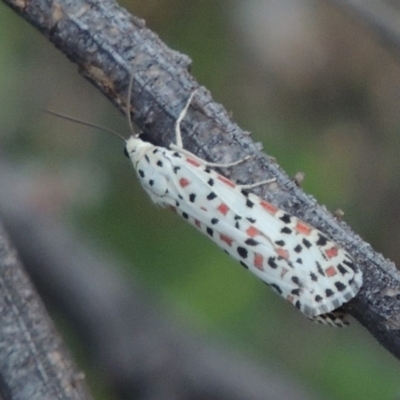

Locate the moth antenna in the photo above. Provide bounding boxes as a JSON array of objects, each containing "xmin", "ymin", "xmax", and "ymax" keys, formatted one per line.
[
  {"xmin": 45, "ymin": 110, "xmax": 126, "ymax": 141},
  {"xmin": 126, "ymin": 73, "xmax": 136, "ymax": 136}
]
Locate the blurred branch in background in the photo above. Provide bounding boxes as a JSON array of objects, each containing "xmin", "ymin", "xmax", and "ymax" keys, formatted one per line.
[
  {"xmin": 0, "ymin": 221, "xmax": 92, "ymax": 399},
  {"xmin": 0, "ymin": 157, "xmax": 319, "ymax": 400},
  {"xmin": 325, "ymin": 0, "xmax": 400, "ymax": 58}
]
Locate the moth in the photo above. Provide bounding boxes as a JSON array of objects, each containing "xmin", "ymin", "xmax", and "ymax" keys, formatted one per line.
[
  {"xmin": 49, "ymin": 87, "xmax": 362, "ymax": 326},
  {"xmin": 123, "ymin": 90, "xmax": 362, "ymax": 327}
]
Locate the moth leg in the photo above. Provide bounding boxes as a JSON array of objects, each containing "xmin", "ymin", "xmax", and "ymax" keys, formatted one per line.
[
  {"xmin": 199, "ymin": 155, "xmax": 254, "ymax": 168},
  {"xmin": 175, "ymin": 90, "xmax": 198, "ymax": 149},
  {"xmin": 173, "ymin": 91, "xmax": 260, "ymax": 168},
  {"xmin": 170, "ymin": 143, "xmax": 254, "ymax": 167},
  {"xmin": 238, "ymin": 178, "xmax": 276, "ymax": 190}
]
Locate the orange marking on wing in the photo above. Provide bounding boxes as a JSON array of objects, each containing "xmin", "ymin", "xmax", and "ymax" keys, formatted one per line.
[
  {"xmin": 254, "ymin": 253, "xmax": 264, "ymax": 270},
  {"xmin": 217, "ymin": 175, "xmax": 236, "ymax": 188},
  {"xmin": 295, "ymin": 221, "xmax": 312, "ymax": 235},
  {"xmin": 194, "ymin": 219, "xmax": 201, "ymax": 228},
  {"xmin": 276, "ymin": 248, "xmax": 289, "ymax": 260},
  {"xmin": 220, "ymin": 234, "xmax": 233, "ymax": 246},
  {"xmin": 246, "ymin": 226, "xmax": 260, "ymax": 237},
  {"xmin": 217, "ymin": 203, "xmax": 229, "ymax": 215},
  {"xmin": 200, "ymin": 206, "xmax": 208, "ymax": 212},
  {"xmin": 186, "ymin": 158, "xmax": 201, "ymax": 167},
  {"xmin": 325, "ymin": 246, "xmax": 339, "ymax": 259},
  {"xmin": 325, "ymin": 266, "xmax": 337, "ymax": 277},
  {"xmin": 179, "ymin": 178, "xmax": 190, "ymax": 188},
  {"xmin": 260, "ymin": 200, "xmax": 278, "ymax": 214}
]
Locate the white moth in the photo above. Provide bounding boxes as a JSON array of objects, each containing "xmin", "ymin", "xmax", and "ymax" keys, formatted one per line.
[{"xmin": 123, "ymin": 91, "xmax": 362, "ymax": 327}]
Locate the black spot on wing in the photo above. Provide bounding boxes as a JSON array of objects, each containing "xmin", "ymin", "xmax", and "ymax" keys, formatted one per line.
[
  {"xmin": 294, "ymin": 245, "xmax": 302, "ymax": 253},
  {"xmin": 246, "ymin": 199, "xmax": 254, "ymax": 208},
  {"xmin": 337, "ymin": 263, "xmax": 348, "ymax": 275},
  {"xmin": 245, "ymin": 238, "xmax": 259, "ymax": 246},
  {"xmin": 237, "ymin": 247, "xmax": 248, "ymax": 259},
  {"xmin": 271, "ymin": 284, "xmax": 282, "ymax": 294},
  {"xmin": 280, "ymin": 213, "xmax": 291, "ymax": 224},
  {"xmin": 343, "ymin": 259, "xmax": 357, "ymax": 272},
  {"xmin": 316, "ymin": 234, "xmax": 328, "ymax": 246},
  {"xmin": 291, "ymin": 276, "xmax": 300, "ymax": 285},
  {"xmin": 310, "ymin": 272, "xmax": 318, "ymax": 282},
  {"xmin": 207, "ymin": 192, "xmax": 217, "ymax": 201},
  {"xmin": 334, "ymin": 281, "xmax": 346, "ymax": 291},
  {"xmin": 267, "ymin": 257, "xmax": 278, "ymax": 269},
  {"xmin": 316, "ymin": 262, "xmax": 325, "ymax": 276}
]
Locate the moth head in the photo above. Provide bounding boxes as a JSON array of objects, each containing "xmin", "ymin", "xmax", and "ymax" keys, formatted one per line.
[{"xmin": 124, "ymin": 134, "xmax": 153, "ymax": 162}]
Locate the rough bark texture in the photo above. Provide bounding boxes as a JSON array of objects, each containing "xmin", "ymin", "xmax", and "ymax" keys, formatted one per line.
[
  {"xmin": 2, "ymin": 0, "xmax": 400, "ymax": 367},
  {"xmin": 0, "ymin": 223, "xmax": 92, "ymax": 400}
]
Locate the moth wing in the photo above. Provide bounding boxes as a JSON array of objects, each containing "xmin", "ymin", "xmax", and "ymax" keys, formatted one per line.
[{"xmin": 161, "ymin": 153, "xmax": 362, "ymax": 318}]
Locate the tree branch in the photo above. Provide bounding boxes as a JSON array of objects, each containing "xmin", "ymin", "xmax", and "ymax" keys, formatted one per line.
[
  {"xmin": 2, "ymin": 0, "xmax": 400, "ymax": 359},
  {"xmin": 324, "ymin": 0, "xmax": 400, "ymax": 59},
  {"xmin": 0, "ymin": 222, "xmax": 92, "ymax": 399}
]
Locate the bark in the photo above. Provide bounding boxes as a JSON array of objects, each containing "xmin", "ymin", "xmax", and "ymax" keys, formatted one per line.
[{"xmin": 0, "ymin": 222, "xmax": 92, "ymax": 399}]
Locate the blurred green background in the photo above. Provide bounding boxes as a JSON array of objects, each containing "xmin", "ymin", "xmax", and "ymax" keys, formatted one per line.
[{"xmin": 1, "ymin": 1, "xmax": 400, "ymax": 399}]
